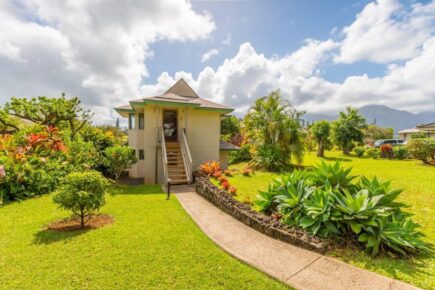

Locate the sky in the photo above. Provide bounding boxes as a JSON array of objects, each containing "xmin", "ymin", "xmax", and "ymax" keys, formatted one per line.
[{"xmin": 0, "ymin": 0, "xmax": 435, "ymax": 125}]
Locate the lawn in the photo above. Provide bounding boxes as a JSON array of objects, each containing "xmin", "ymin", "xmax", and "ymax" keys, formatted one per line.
[
  {"xmin": 222, "ymin": 151, "xmax": 435, "ymax": 289},
  {"xmin": 0, "ymin": 185, "xmax": 287, "ymax": 289}
]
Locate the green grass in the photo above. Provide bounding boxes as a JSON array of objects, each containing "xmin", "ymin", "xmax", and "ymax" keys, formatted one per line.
[
  {"xmin": 0, "ymin": 185, "xmax": 287, "ymax": 289},
  {"xmin": 222, "ymin": 151, "xmax": 435, "ymax": 289}
]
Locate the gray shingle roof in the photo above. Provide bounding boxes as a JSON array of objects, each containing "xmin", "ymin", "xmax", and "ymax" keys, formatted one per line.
[{"xmin": 219, "ymin": 140, "xmax": 240, "ymax": 150}]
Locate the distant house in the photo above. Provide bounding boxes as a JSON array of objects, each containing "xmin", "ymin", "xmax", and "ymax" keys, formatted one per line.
[
  {"xmin": 398, "ymin": 122, "xmax": 435, "ymax": 140},
  {"xmin": 115, "ymin": 79, "xmax": 238, "ymax": 185}
]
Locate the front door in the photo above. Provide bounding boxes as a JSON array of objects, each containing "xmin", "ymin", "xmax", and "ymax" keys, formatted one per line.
[{"xmin": 163, "ymin": 110, "xmax": 177, "ymax": 142}]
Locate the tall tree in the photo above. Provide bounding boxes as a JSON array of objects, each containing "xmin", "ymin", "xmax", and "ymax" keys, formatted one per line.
[
  {"xmin": 363, "ymin": 125, "xmax": 393, "ymax": 142},
  {"xmin": 310, "ymin": 120, "xmax": 331, "ymax": 157},
  {"xmin": 221, "ymin": 115, "xmax": 240, "ymax": 138},
  {"xmin": 332, "ymin": 107, "xmax": 367, "ymax": 155},
  {"xmin": 244, "ymin": 90, "xmax": 304, "ymax": 169},
  {"xmin": 0, "ymin": 94, "xmax": 92, "ymax": 139}
]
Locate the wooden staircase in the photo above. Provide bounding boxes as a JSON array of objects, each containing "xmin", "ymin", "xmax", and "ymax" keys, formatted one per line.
[{"xmin": 165, "ymin": 142, "xmax": 188, "ymax": 185}]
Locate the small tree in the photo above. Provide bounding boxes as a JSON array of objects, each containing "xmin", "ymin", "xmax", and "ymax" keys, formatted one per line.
[
  {"xmin": 332, "ymin": 107, "xmax": 366, "ymax": 155},
  {"xmin": 310, "ymin": 120, "xmax": 331, "ymax": 157},
  {"xmin": 407, "ymin": 138, "xmax": 435, "ymax": 164},
  {"xmin": 104, "ymin": 145, "xmax": 137, "ymax": 180},
  {"xmin": 53, "ymin": 171, "xmax": 109, "ymax": 228}
]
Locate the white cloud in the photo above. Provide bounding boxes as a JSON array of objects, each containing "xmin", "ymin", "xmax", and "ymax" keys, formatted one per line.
[
  {"xmin": 201, "ymin": 48, "xmax": 220, "ymax": 63},
  {"xmin": 0, "ymin": 0, "xmax": 215, "ymax": 123},
  {"xmin": 336, "ymin": 0, "xmax": 435, "ymax": 63}
]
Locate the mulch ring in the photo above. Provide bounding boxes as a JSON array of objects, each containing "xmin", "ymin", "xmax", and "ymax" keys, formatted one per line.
[{"xmin": 46, "ymin": 214, "xmax": 114, "ymax": 232}]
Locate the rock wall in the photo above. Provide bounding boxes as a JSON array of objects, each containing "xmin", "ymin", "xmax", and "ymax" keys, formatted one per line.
[{"xmin": 195, "ymin": 174, "xmax": 329, "ymax": 254}]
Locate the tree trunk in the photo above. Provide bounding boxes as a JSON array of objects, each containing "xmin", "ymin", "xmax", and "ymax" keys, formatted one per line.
[
  {"xmin": 317, "ymin": 141, "xmax": 324, "ymax": 157},
  {"xmin": 343, "ymin": 147, "xmax": 350, "ymax": 155},
  {"xmin": 80, "ymin": 207, "xmax": 85, "ymax": 228}
]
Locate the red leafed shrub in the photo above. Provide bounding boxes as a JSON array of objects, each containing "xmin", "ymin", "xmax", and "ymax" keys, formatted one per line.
[
  {"xmin": 213, "ymin": 170, "xmax": 223, "ymax": 179},
  {"xmin": 380, "ymin": 144, "xmax": 393, "ymax": 159},
  {"xmin": 224, "ymin": 170, "xmax": 233, "ymax": 177},
  {"xmin": 218, "ymin": 176, "xmax": 228, "ymax": 185},
  {"xmin": 228, "ymin": 186, "xmax": 237, "ymax": 195},
  {"xmin": 242, "ymin": 167, "xmax": 253, "ymax": 176},
  {"xmin": 200, "ymin": 161, "xmax": 222, "ymax": 176},
  {"xmin": 221, "ymin": 180, "xmax": 230, "ymax": 191}
]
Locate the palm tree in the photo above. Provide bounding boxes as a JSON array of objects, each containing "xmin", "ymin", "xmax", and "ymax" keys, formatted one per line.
[{"xmin": 244, "ymin": 90, "xmax": 305, "ymax": 169}]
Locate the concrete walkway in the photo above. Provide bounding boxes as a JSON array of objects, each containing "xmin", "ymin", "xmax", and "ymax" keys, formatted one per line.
[{"xmin": 173, "ymin": 188, "xmax": 419, "ymax": 290}]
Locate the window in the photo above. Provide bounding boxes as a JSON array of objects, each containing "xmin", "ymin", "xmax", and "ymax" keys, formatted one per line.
[
  {"xmin": 128, "ymin": 113, "xmax": 135, "ymax": 130},
  {"xmin": 139, "ymin": 149, "xmax": 144, "ymax": 160},
  {"xmin": 139, "ymin": 113, "xmax": 144, "ymax": 130}
]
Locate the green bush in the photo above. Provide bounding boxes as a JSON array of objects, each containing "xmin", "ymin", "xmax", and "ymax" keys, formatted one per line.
[
  {"xmin": 393, "ymin": 146, "xmax": 408, "ymax": 160},
  {"xmin": 255, "ymin": 161, "xmax": 431, "ymax": 257},
  {"xmin": 366, "ymin": 147, "xmax": 380, "ymax": 159},
  {"xmin": 406, "ymin": 138, "xmax": 435, "ymax": 164},
  {"xmin": 104, "ymin": 145, "xmax": 137, "ymax": 180},
  {"xmin": 53, "ymin": 171, "xmax": 109, "ymax": 228},
  {"xmin": 353, "ymin": 146, "xmax": 365, "ymax": 158},
  {"xmin": 229, "ymin": 144, "xmax": 252, "ymax": 164},
  {"xmin": 251, "ymin": 145, "xmax": 286, "ymax": 172}
]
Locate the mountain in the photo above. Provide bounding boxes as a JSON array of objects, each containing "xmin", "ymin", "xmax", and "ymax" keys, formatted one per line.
[{"xmin": 303, "ymin": 105, "xmax": 435, "ymax": 133}]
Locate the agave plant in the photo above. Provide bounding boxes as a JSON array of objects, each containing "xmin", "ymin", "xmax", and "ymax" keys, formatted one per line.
[
  {"xmin": 311, "ymin": 161, "xmax": 357, "ymax": 189},
  {"xmin": 275, "ymin": 180, "xmax": 315, "ymax": 226},
  {"xmin": 358, "ymin": 213, "xmax": 430, "ymax": 256},
  {"xmin": 359, "ymin": 176, "xmax": 406, "ymax": 208},
  {"xmin": 299, "ymin": 189, "xmax": 341, "ymax": 237}
]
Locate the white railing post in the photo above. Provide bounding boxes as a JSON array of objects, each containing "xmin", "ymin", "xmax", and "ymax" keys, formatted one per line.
[
  {"xmin": 159, "ymin": 127, "xmax": 170, "ymax": 194},
  {"xmin": 180, "ymin": 128, "xmax": 193, "ymax": 183}
]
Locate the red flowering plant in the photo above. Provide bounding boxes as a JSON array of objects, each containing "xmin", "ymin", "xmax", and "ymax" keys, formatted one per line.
[
  {"xmin": 380, "ymin": 144, "xmax": 393, "ymax": 159},
  {"xmin": 221, "ymin": 180, "xmax": 230, "ymax": 191}
]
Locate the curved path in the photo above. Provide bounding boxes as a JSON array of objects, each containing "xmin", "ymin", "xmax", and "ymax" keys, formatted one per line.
[{"xmin": 173, "ymin": 187, "xmax": 419, "ymax": 290}]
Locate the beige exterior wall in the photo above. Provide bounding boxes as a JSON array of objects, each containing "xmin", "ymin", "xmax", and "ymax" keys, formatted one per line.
[
  {"xmin": 219, "ymin": 150, "xmax": 231, "ymax": 170},
  {"xmin": 126, "ymin": 104, "xmax": 222, "ymax": 184},
  {"xmin": 185, "ymin": 109, "xmax": 221, "ymax": 171}
]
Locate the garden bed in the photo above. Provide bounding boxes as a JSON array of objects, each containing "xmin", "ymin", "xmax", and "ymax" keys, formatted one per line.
[
  {"xmin": 46, "ymin": 214, "xmax": 114, "ymax": 231},
  {"xmin": 195, "ymin": 173, "xmax": 329, "ymax": 253}
]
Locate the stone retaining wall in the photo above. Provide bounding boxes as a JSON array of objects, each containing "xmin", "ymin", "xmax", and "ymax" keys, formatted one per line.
[{"xmin": 195, "ymin": 174, "xmax": 329, "ymax": 254}]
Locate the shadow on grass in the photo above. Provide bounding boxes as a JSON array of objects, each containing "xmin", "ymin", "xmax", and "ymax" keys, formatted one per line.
[
  {"xmin": 33, "ymin": 228, "xmax": 88, "ymax": 245},
  {"xmin": 320, "ymin": 156, "xmax": 352, "ymax": 162},
  {"xmin": 331, "ymin": 246, "xmax": 433, "ymax": 281},
  {"xmin": 109, "ymin": 184, "xmax": 164, "ymax": 196}
]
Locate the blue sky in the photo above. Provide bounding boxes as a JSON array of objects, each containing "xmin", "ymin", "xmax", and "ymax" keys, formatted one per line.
[
  {"xmin": 148, "ymin": 0, "xmax": 402, "ymax": 82},
  {"xmin": 0, "ymin": 0, "xmax": 434, "ymax": 123}
]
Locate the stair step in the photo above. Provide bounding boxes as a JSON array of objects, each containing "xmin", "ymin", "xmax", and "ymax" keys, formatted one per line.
[{"xmin": 170, "ymin": 179, "xmax": 188, "ymax": 185}]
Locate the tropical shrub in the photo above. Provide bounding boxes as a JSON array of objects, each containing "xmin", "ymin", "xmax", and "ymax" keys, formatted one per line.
[
  {"xmin": 199, "ymin": 161, "xmax": 222, "ymax": 176},
  {"xmin": 228, "ymin": 186, "xmax": 237, "ymax": 195},
  {"xmin": 243, "ymin": 91, "xmax": 305, "ymax": 168},
  {"xmin": 310, "ymin": 120, "xmax": 332, "ymax": 157},
  {"xmin": 242, "ymin": 167, "xmax": 253, "ymax": 176},
  {"xmin": 104, "ymin": 145, "xmax": 137, "ymax": 180},
  {"xmin": 380, "ymin": 144, "xmax": 393, "ymax": 159},
  {"xmin": 332, "ymin": 107, "xmax": 367, "ymax": 155},
  {"xmin": 224, "ymin": 170, "xmax": 233, "ymax": 177},
  {"xmin": 229, "ymin": 144, "xmax": 252, "ymax": 164},
  {"xmin": 353, "ymin": 146, "xmax": 365, "ymax": 158},
  {"xmin": 254, "ymin": 161, "xmax": 431, "ymax": 257},
  {"xmin": 406, "ymin": 138, "xmax": 435, "ymax": 164},
  {"xmin": 52, "ymin": 171, "xmax": 109, "ymax": 228},
  {"xmin": 0, "ymin": 125, "xmax": 72, "ymax": 201},
  {"xmin": 393, "ymin": 146, "xmax": 408, "ymax": 160},
  {"xmin": 251, "ymin": 145, "xmax": 285, "ymax": 172},
  {"xmin": 366, "ymin": 147, "xmax": 380, "ymax": 159}
]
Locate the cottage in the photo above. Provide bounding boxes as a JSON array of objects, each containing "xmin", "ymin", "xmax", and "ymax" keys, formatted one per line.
[
  {"xmin": 398, "ymin": 122, "xmax": 435, "ymax": 140},
  {"xmin": 115, "ymin": 79, "xmax": 237, "ymax": 185}
]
